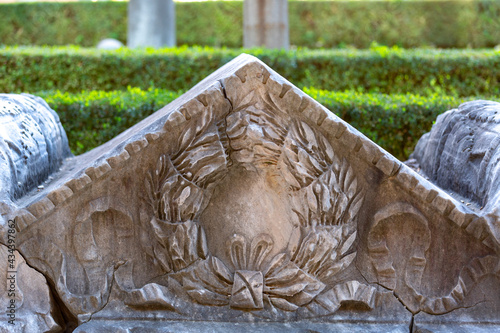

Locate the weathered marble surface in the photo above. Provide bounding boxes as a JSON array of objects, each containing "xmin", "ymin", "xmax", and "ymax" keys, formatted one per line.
[
  {"xmin": 0, "ymin": 243, "xmax": 62, "ymax": 332},
  {"xmin": 0, "ymin": 55, "xmax": 499, "ymax": 332},
  {"xmin": 0, "ymin": 94, "xmax": 71, "ymax": 209},
  {"xmin": 408, "ymin": 100, "xmax": 500, "ymax": 245}
]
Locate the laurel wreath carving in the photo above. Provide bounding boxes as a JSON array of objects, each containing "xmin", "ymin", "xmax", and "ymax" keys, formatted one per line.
[
  {"xmin": 139, "ymin": 88, "xmax": 366, "ymax": 316},
  {"xmin": 143, "ymin": 109, "xmax": 228, "ymax": 273}
]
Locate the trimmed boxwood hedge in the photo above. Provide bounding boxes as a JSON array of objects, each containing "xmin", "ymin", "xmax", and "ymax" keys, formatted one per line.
[
  {"xmin": 37, "ymin": 87, "xmax": 497, "ymax": 160},
  {"xmin": 38, "ymin": 87, "xmax": 181, "ymax": 154},
  {"xmin": 0, "ymin": 1, "xmax": 499, "ymax": 49},
  {"xmin": 3, "ymin": 46, "xmax": 500, "ymax": 97},
  {"xmin": 304, "ymin": 88, "xmax": 480, "ymax": 160}
]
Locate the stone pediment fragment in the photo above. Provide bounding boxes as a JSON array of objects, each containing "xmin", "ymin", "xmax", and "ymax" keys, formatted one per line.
[
  {"xmin": 408, "ymin": 100, "xmax": 500, "ymax": 244},
  {"xmin": 1, "ymin": 54, "xmax": 499, "ymax": 332}
]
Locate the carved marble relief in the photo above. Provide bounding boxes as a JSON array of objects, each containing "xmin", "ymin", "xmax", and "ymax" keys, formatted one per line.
[
  {"xmin": 0, "ymin": 54, "xmax": 499, "ymax": 332},
  {"xmin": 126, "ymin": 77, "xmax": 367, "ymax": 317}
]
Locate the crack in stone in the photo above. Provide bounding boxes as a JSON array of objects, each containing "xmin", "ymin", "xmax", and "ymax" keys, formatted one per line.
[
  {"xmin": 421, "ymin": 299, "xmax": 488, "ymax": 317},
  {"xmin": 83, "ymin": 263, "xmax": 122, "ymax": 327},
  {"xmin": 1, "ymin": 241, "xmax": 75, "ymax": 332},
  {"xmin": 354, "ymin": 259, "xmax": 371, "ymax": 286},
  {"xmin": 218, "ymin": 79, "xmax": 236, "ymax": 169},
  {"xmin": 1, "ymin": 237, "xmax": 126, "ymax": 332},
  {"xmin": 356, "ymin": 265, "xmax": 416, "ymax": 332},
  {"xmin": 356, "ymin": 261, "xmax": 490, "ymax": 332}
]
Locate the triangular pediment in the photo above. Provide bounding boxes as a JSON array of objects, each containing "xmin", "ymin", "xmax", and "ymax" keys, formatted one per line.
[{"xmin": 4, "ymin": 54, "xmax": 500, "ymax": 331}]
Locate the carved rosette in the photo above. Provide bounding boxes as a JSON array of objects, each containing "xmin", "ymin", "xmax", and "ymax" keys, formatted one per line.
[{"xmin": 139, "ymin": 81, "xmax": 366, "ymax": 315}]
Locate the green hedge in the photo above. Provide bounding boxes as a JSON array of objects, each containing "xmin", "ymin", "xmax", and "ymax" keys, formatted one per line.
[
  {"xmin": 0, "ymin": 2, "xmax": 128, "ymax": 47},
  {"xmin": 291, "ymin": 0, "xmax": 500, "ymax": 49},
  {"xmin": 3, "ymin": 46, "xmax": 500, "ymax": 97},
  {"xmin": 0, "ymin": 1, "xmax": 499, "ymax": 48},
  {"xmin": 39, "ymin": 87, "xmax": 181, "ymax": 154},
  {"xmin": 304, "ymin": 88, "xmax": 477, "ymax": 159},
  {"xmin": 37, "ymin": 87, "xmax": 495, "ymax": 160}
]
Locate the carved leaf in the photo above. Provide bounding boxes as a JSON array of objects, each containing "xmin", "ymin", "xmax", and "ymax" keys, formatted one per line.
[
  {"xmin": 302, "ymin": 281, "xmax": 377, "ymax": 317},
  {"xmin": 269, "ymin": 297, "xmax": 299, "ymax": 312},
  {"xmin": 144, "ymin": 176, "xmax": 153, "ymax": 204},
  {"xmin": 150, "ymin": 219, "xmax": 208, "ymax": 272},
  {"xmin": 306, "ymin": 185, "xmax": 318, "ymax": 216},
  {"xmin": 281, "ymin": 121, "xmax": 335, "ymax": 189},
  {"xmin": 197, "ymin": 224, "xmax": 209, "ymax": 260},
  {"xmin": 152, "ymin": 243, "xmax": 171, "ymax": 272},
  {"xmin": 230, "ymin": 234, "xmax": 247, "ymax": 271},
  {"xmin": 235, "ymin": 90, "xmax": 256, "ymax": 110},
  {"xmin": 340, "ymin": 231, "xmax": 357, "ymax": 256},
  {"xmin": 263, "ymin": 254, "xmax": 325, "ymax": 310},
  {"xmin": 292, "ymin": 225, "xmax": 357, "ymax": 281},
  {"xmin": 348, "ymin": 195, "xmax": 364, "ymax": 224},
  {"xmin": 320, "ymin": 252, "xmax": 356, "ymax": 280},
  {"xmin": 226, "ymin": 92, "xmax": 290, "ymax": 166},
  {"xmin": 175, "ymin": 256, "xmax": 233, "ymax": 306},
  {"xmin": 179, "ymin": 126, "xmax": 195, "ymax": 152},
  {"xmin": 248, "ymin": 234, "xmax": 273, "ymax": 271},
  {"xmin": 184, "ymin": 282, "xmax": 230, "ymax": 306},
  {"xmin": 210, "ymin": 256, "xmax": 234, "ymax": 285},
  {"xmin": 264, "ymin": 252, "xmax": 287, "ymax": 277}
]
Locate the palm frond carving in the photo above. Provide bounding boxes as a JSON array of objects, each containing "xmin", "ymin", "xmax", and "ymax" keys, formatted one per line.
[{"xmin": 280, "ymin": 120, "xmax": 364, "ymax": 282}]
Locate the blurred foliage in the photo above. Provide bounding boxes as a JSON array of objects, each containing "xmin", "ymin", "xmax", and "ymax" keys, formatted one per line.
[
  {"xmin": 38, "ymin": 87, "xmax": 182, "ymax": 155},
  {"xmin": 0, "ymin": 2, "xmax": 128, "ymax": 46},
  {"xmin": 36, "ymin": 87, "xmax": 499, "ymax": 160},
  {"xmin": 176, "ymin": 1, "xmax": 242, "ymax": 48},
  {"xmin": 289, "ymin": 0, "xmax": 500, "ymax": 48},
  {"xmin": 2, "ymin": 46, "xmax": 500, "ymax": 97},
  {"xmin": 0, "ymin": 1, "xmax": 499, "ymax": 48},
  {"xmin": 304, "ymin": 87, "xmax": 492, "ymax": 159}
]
